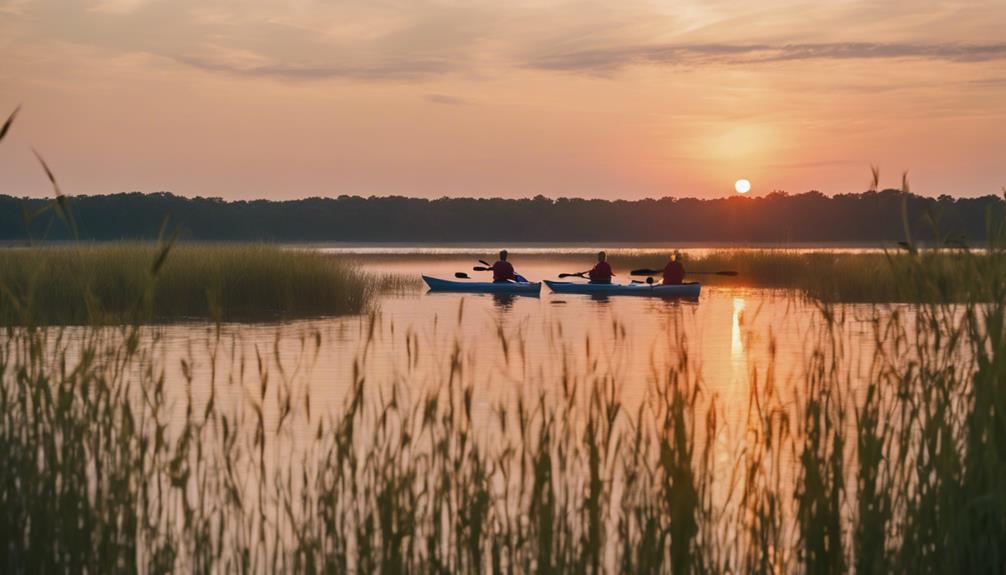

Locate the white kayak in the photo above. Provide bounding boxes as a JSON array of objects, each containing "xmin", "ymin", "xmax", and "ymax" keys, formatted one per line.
[
  {"xmin": 423, "ymin": 275, "xmax": 541, "ymax": 295},
  {"xmin": 544, "ymin": 280, "xmax": 700, "ymax": 298}
]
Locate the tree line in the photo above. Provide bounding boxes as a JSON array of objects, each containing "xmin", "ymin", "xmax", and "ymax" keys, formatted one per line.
[{"xmin": 1, "ymin": 189, "xmax": 1003, "ymax": 244}]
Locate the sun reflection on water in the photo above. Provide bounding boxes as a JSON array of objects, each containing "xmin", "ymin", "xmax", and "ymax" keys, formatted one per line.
[{"xmin": 731, "ymin": 296, "xmax": 746, "ymax": 378}]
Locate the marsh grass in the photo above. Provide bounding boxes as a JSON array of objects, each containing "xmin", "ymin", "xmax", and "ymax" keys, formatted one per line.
[
  {"xmin": 608, "ymin": 249, "xmax": 1006, "ymax": 303},
  {"xmin": 0, "ymin": 244, "xmax": 382, "ymax": 324},
  {"xmin": 4, "ymin": 233, "xmax": 1006, "ymax": 572}
]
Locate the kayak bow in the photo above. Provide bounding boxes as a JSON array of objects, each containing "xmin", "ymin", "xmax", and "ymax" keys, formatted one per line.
[
  {"xmin": 423, "ymin": 275, "xmax": 541, "ymax": 295},
  {"xmin": 544, "ymin": 280, "xmax": 700, "ymax": 298}
]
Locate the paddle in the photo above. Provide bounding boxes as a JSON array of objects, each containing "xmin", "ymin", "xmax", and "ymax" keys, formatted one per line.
[
  {"xmin": 558, "ymin": 271, "xmax": 588, "ymax": 279},
  {"xmin": 475, "ymin": 261, "xmax": 529, "ymax": 283},
  {"xmin": 472, "ymin": 266, "xmax": 525, "ymax": 283},
  {"xmin": 455, "ymin": 272, "xmax": 471, "ymax": 279},
  {"xmin": 630, "ymin": 268, "xmax": 738, "ymax": 277}
]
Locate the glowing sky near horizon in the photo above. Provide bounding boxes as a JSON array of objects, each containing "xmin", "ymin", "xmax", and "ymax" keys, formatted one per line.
[{"xmin": 0, "ymin": 0, "xmax": 1003, "ymax": 200}]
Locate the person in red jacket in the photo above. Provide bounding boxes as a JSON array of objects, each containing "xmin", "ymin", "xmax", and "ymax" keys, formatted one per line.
[
  {"xmin": 663, "ymin": 251, "xmax": 685, "ymax": 285},
  {"xmin": 587, "ymin": 251, "xmax": 614, "ymax": 284},
  {"xmin": 491, "ymin": 250, "xmax": 517, "ymax": 283}
]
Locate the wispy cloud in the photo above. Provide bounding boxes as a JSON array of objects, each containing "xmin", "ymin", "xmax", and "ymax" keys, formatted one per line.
[
  {"xmin": 967, "ymin": 77, "xmax": 1006, "ymax": 88},
  {"xmin": 174, "ymin": 55, "xmax": 455, "ymax": 81},
  {"xmin": 527, "ymin": 42, "xmax": 1006, "ymax": 72},
  {"xmin": 424, "ymin": 93, "xmax": 470, "ymax": 106},
  {"xmin": 89, "ymin": 0, "xmax": 148, "ymax": 15}
]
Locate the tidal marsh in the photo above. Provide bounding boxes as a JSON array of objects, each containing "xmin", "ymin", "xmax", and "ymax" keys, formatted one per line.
[{"xmin": 2, "ymin": 238, "xmax": 1006, "ymax": 573}]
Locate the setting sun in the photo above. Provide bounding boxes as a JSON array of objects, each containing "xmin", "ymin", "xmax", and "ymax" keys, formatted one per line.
[{"xmin": 735, "ymin": 179, "xmax": 752, "ymax": 194}]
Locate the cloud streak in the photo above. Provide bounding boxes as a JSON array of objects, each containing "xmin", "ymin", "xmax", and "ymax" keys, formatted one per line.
[
  {"xmin": 174, "ymin": 55, "xmax": 456, "ymax": 81},
  {"xmin": 424, "ymin": 93, "xmax": 470, "ymax": 106},
  {"xmin": 527, "ymin": 42, "xmax": 1006, "ymax": 73},
  {"xmin": 178, "ymin": 41, "xmax": 1006, "ymax": 81}
]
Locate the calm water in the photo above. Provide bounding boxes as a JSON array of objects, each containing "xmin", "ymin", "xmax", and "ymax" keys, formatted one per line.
[{"xmin": 150, "ymin": 250, "xmax": 893, "ymax": 441}]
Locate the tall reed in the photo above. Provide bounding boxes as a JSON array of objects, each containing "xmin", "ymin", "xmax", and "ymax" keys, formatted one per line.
[{"xmin": 0, "ymin": 244, "xmax": 378, "ymax": 324}]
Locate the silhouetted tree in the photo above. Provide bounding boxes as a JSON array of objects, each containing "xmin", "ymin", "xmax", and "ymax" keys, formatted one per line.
[{"xmin": 0, "ymin": 190, "xmax": 1002, "ymax": 244}]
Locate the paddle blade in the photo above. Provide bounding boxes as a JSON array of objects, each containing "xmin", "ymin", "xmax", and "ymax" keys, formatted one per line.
[
  {"xmin": 630, "ymin": 268, "xmax": 660, "ymax": 276},
  {"xmin": 715, "ymin": 270, "xmax": 739, "ymax": 276},
  {"xmin": 473, "ymin": 266, "xmax": 491, "ymax": 271},
  {"xmin": 454, "ymin": 272, "xmax": 470, "ymax": 279}
]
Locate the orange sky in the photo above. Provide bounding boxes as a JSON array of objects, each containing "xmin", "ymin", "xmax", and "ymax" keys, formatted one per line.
[{"xmin": 1, "ymin": 0, "xmax": 1004, "ymax": 200}]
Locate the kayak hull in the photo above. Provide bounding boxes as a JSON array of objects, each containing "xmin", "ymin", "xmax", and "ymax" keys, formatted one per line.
[
  {"xmin": 544, "ymin": 280, "xmax": 701, "ymax": 298},
  {"xmin": 423, "ymin": 275, "xmax": 541, "ymax": 295}
]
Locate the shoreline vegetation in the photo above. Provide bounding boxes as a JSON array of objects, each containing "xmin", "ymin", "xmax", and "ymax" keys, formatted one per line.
[
  {"xmin": 0, "ymin": 244, "xmax": 1002, "ymax": 325},
  {"xmin": 0, "ymin": 244, "xmax": 401, "ymax": 324},
  {"xmin": 2, "ymin": 188, "xmax": 1005, "ymax": 243}
]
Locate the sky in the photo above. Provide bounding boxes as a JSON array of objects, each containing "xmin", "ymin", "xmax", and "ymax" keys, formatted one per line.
[{"xmin": 0, "ymin": 0, "xmax": 1004, "ymax": 200}]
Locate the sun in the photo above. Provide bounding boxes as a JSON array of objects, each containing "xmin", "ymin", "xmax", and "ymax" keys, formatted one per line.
[{"xmin": 734, "ymin": 179, "xmax": 751, "ymax": 194}]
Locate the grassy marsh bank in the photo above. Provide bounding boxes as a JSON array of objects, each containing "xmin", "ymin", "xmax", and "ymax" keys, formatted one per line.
[
  {"xmin": 652, "ymin": 249, "xmax": 1004, "ymax": 302},
  {"xmin": 0, "ymin": 244, "xmax": 391, "ymax": 323}
]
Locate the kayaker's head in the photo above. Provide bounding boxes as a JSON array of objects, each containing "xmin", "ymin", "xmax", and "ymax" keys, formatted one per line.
[
  {"xmin": 499, "ymin": 249, "xmax": 508, "ymax": 261},
  {"xmin": 670, "ymin": 250, "xmax": 681, "ymax": 262},
  {"xmin": 597, "ymin": 251, "xmax": 606, "ymax": 262}
]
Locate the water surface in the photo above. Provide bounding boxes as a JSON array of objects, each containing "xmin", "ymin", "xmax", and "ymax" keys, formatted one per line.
[{"xmin": 153, "ymin": 250, "xmax": 892, "ymax": 441}]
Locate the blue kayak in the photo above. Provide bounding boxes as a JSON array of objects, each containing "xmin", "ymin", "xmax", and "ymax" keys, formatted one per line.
[
  {"xmin": 423, "ymin": 276, "xmax": 541, "ymax": 295},
  {"xmin": 544, "ymin": 280, "xmax": 700, "ymax": 298}
]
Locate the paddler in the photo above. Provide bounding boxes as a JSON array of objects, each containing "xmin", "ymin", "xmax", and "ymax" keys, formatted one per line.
[
  {"xmin": 663, "ymin": 251, "xmax": 685, "ymax": 285},
  {"xmin": 491, "ymin": 250, "xmax": 518, "ymax": 283},
  {"xmin": 587, "ymin": 251, "xmax": 614, "ymax": 284}
]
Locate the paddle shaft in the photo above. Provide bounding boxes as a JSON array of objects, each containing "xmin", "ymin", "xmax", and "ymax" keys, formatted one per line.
[
  {"xmin": 630, "ymin": 268, "xmax": 737, "ymax": 277},
  {"xmin": 473, "ymin": 265, "xmax": 527, "ymax": 283},
  {"xmin": 688, "ymin": 270, "xmax": 739, "ymax": 276}
]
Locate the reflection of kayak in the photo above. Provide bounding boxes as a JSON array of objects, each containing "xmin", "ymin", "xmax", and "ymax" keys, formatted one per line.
[
  {"xmin": 423, "ymin": 276, "xmax": 541, "ymax": 294},
  {"xmin": 544, "ymin": 280, "xmax": 701, "ymax": 298}
]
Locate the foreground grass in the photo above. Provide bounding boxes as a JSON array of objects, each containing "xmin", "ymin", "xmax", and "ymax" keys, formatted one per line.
[
  {"xmin": 0, "ymin": 244, "xmax": 384, "ymax": 323},
  {"xmin": 2, "ymin": 241, "xmax": 1006, "ymax": 572}
]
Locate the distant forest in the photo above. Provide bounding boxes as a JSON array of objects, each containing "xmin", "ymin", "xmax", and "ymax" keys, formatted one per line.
[{"xmin": 1, "ymin": 190, "xmax": 1004, "ymax": 244}]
